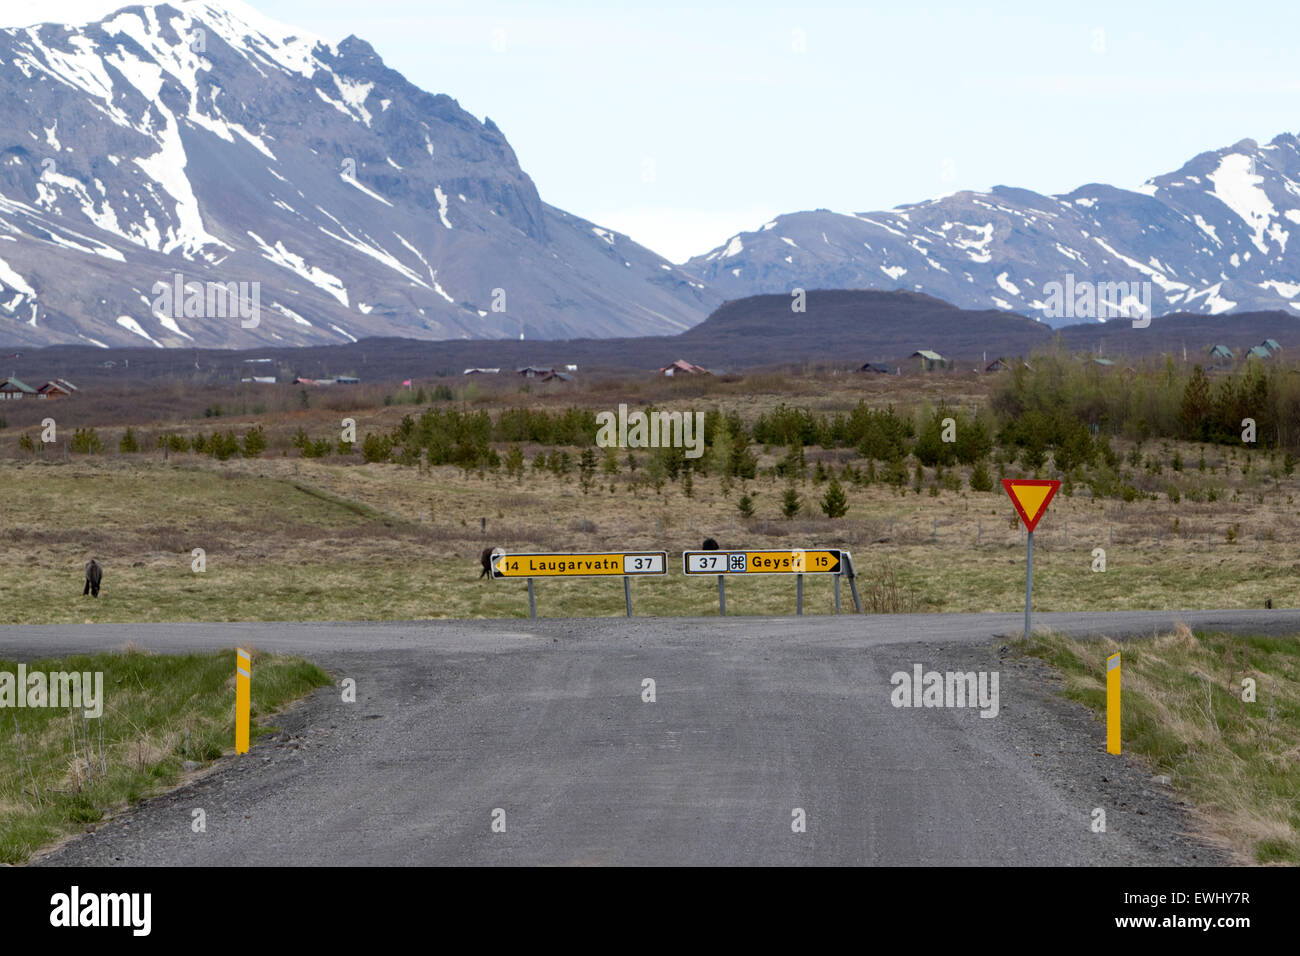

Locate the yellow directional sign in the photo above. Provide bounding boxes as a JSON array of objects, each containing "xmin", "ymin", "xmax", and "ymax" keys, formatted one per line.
[
  {"xmin": 683, "ymin": 549, "xmax": 843, "ymax": 575},
  {"xmin": 492, "ymin": 551, "xmax": 667, "ymax": 578}
]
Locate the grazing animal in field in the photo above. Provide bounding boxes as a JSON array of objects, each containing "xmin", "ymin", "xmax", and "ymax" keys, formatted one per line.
[
  {"xmin": 83, "ymin": 559, "xmax": 103, "ymax": 597},
  {"xmin": 1266, "ymin": 597, "xmax": 1273, "ymax": 609},
  {"xmin": 701, "ymin": 538, "xmax": 719, "ymax": 551},
  {"xmin": 480, "ymin": 547, "xmax": 505, "ymax": 579}
]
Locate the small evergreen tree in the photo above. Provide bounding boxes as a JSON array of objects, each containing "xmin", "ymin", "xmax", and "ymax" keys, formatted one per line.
[
  {"xmin": 242, "ymin": 425, "xmax": 267, "ymax": 458},
  {"xmin": 969, "ymin": 458, "xmax": 994, "ymax": 492},
  {"xmin": 820, "ymin": 477, "xmax": 848, "ymax": 518},
  {"xmin": 601, "ymin": 446, "xmax": 620, "ymax": 476},
  {"xmin": 781, "ymin": 485, "xmax": 802, "ymax": 520},
  {"xmin": 578, "ymin": 448, "xmax": 598, "ymax": 494},
  {"xmin": 505, "ymin": 445, "xmax": 525, "ymax": 480}
]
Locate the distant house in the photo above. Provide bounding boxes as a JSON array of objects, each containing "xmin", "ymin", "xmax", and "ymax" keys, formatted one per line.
[
  {"xmin": 911, "ymin": 349, "xmax": 946, "ymax": 371},
  {"xmin": 659, "ymin": 359, "xmax": 710, "ymax": 377},
  {"xmin": 1247, "ymin": 345, "xmax": 1273, "ymax": 360},
  {"xmin": 984, "ymin": 357, "xmax": 1010, "ymax": 373},
  {"xmin": 857, "ymin": 362, "xmax": 894, "ymax": 374},
  {"xmin": 292, "ymin": 376, "xmax": 320, "ymax": 385},
  {"xmin": 240, "ymin": 376, "xmax": 277, "ymax": 384},
  {"xmin": 0, "ymin": 377, "xmax": 36, "ymax": 400},
  {"xmin": 37, "ymin": 381, "xmax": 73, "ymax": 399},
  {"xmin": 1207, "ymin": 345, "xmax": 1234, "ymax": 362},
  {"xmin": 462, "ymin": 368, "xmax": 501, "ymax": 375},
  {"xmin": 516, "ymin": 366, "xmax": 570, "ymax": 382},
  {"xmin": 1093, "ymin": 358, "xmax": 1115, "ymax": 367},
  {"xmin": 333, "ymin": 376, "xmax": 360, "ymax": 385},
  {"xmin": 1260, "ymin": 339, "xmax": 1282, "ymax": 354}
]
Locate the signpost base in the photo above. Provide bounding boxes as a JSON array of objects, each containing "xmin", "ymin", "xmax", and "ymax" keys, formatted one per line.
[
  {"xmin": 717, "ymin": 575, "xmax": 726, "ymax": 616},
  {"xmin": 527, "ymin": 578, "xmax": 536, "ymax": 619},
  {"xmin": 623, "ymin": 576, "xmax": 632, "ymax": 617},
  {"xmin": 796, "ymin": 574, "xmax": 803, "ymax": 615}
]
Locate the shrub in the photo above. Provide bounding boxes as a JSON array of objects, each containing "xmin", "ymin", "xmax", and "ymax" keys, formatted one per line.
[
  {"xmin": 820, "ymin": 477, "xmax": 848, "ymax": 518},
  {"xmin": 362, "ymin": 432, "xmax": 393, "ymax": 463},
  {"xmin": 242, "ymin": 425, "xmax": 268, "ymax": 458},
  {"xmin": 71, "ymin": 428, "xmax": 103, "ymax": 455},
  {"xmin": 210, "ymin": 430, "xmax": 240, "ymax": 461},
  {"xmin": 781, "ymin": 485, "xmax": 801, "ymax": 520}
]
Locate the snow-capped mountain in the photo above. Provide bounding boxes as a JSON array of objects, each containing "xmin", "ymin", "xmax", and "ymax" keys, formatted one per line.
[
  {"xmin": 686, "ymin": 135, "xmax": 1300, "ymax": 327},
  {"xmin": 0, "ymin": 0, "xmax": 717, "ymax": 348}
]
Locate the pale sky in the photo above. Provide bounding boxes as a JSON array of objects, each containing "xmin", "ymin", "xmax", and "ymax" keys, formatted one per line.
[{"xmin": 7, "ymin": 0, "xmax": 1300, "ymax": 262}]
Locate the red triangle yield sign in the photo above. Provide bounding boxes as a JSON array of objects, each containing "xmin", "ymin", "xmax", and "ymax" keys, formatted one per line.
[{"xmin": 1002, "ymin": 479, "xmax": 1061, "ymax": 534}]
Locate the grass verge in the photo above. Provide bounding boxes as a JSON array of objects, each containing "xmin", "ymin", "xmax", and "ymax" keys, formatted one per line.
[
  {"xmin": 1017, "ymin": 625, "xmax": 1300, "ymax": 864},
  {"xmin": 0, "ymin": 646, "xmax": 331, "ymax": 864}
]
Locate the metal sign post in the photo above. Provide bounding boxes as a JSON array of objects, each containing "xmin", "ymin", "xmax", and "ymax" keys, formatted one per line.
[{"xmin": 1024, "ymin": 530, "xmax": 1033, "ymax": 640}]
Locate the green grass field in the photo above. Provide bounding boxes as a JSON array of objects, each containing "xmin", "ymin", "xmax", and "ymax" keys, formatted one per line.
[
  {"xmin": 1018, "ymin": 626, "xmax": 1300, "ymax": 865},
  {"xmin": 0, "ymin": 647, "xmax": 330, "ymax": 863}
]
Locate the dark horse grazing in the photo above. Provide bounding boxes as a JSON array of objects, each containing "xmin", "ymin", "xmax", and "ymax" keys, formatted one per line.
[
  {"xmin": 83, "ymin": 559, "xmax": 103, "ymax": 597},
  {"xmin": 701, "ymin": 538, "xmax": 719, "ymax": 551},
  {"xmin": 479, "ymin": 547, "xmax": 504, "ymax": 579}
]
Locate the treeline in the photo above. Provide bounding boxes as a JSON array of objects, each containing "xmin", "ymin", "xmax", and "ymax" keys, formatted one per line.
[{"xmin": 990, "ymin": 352, "xmax": 1300, "ymax": 450}]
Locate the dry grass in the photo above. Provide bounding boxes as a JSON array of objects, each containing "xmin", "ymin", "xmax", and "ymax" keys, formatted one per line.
[{"xmin": 0, "ymin": 445, "xmax": 1295, "ymax": 624}]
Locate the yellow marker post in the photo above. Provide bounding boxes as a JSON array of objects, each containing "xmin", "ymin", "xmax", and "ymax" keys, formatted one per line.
[
  {"xmin": 236, "ymin": 648, "xmax": 251, "ymax": 754},
  {"xmin": 1106, "ymin": 652, "xmax": 1121, "ymax": 755}
]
